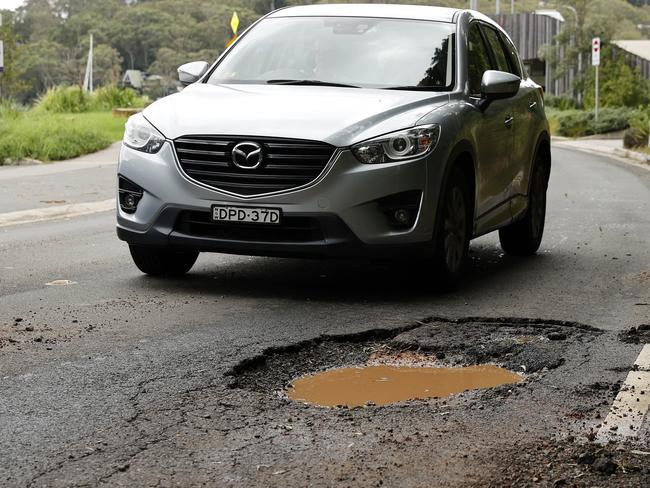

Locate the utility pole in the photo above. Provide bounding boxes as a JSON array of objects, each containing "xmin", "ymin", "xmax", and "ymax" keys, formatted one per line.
[
  {"xmin": 496, "ymin": 0, "xmax": 500, "ymax": 14},
  {"xmin": 511, "ymin": 0, "xmax": 515, "ymax": 14},
  {"xmin": 83, "ymin": 33, "xmax": 94, "ymax": 93},
  {"xmin": 0, "ymin": 13, "xmax": 4, "ymax": 100}
]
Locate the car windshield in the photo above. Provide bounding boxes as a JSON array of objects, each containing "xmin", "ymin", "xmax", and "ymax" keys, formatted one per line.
[{"xmin": 207, "ymin": 16, "xmax": 455, "ymax": 90}]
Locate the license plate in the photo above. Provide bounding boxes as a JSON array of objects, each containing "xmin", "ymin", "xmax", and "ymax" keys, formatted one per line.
[{"xmin": 211, "ymin": 205, "xmax": 282, "ymax": 225}]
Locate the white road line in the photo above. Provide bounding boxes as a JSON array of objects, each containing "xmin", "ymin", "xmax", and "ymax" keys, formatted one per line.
[
  {"xmin": 596, "ymin": 344, "xmax": 650, "ymax": 443},
  {"xmin": 634, "ymin": 343, "xmax": 650, "ymax": 370},
  {"xmin": 0, "ymin": 199, "xmax": 115, "ymax": 228}
]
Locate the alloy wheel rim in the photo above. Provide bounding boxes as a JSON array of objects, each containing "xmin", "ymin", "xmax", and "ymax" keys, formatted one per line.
[{"xmin": 443, "ymin": 186, "xmax": 467, "ymax": 272}]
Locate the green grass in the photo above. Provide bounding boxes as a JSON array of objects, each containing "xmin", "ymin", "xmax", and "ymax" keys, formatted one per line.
[{"xmin": 0, "ymin": 111, "xmax": 126, "ymax": 163}]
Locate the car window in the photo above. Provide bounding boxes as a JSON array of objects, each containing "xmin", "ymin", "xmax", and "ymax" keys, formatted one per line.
[
  {"xmin": 207, "ymin": 17, "xmax": 455, "ymax": 90},
  {"xmin": 481, "ymin": 26, "xmax": 511, "ymax": 73},
  {"xmin": 467, "ymin": 23, "xmax": 492, "ymax": 96},
  {"xmin": 498, "ymin": 31, "xmax": 523, "ymax": 78}
]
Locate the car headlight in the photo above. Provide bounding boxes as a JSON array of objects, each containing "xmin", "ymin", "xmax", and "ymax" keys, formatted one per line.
[
  {"xmin": 352, "ymin": 125, "xmax": 441, "ymax": 164},
  {"xmin": 123, "ymin": 113, "xmax": 165, "ymax": 154}
]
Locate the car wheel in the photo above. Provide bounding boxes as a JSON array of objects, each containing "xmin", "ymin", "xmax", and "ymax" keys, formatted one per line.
[
  {"xmin": 431, "ymin": 166, "xmax": 472, "ymax": 290},
  {"xmin": 129, "ymin": 245, "xmax": 198, "ymax": 277},
  {"xmin": 499, "ymin": 157, "xmax": 548, "ymax": 256}
]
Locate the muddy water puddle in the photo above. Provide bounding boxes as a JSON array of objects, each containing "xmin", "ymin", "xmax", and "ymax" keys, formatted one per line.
[{"xmin": 287, "ymin": 364, "xmax": 523, "ymax": 407}]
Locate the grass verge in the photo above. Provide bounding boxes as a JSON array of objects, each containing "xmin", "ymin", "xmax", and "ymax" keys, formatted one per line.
[{"xmin": 0, "ymin": 111, "xmax": 125, "ymax": 163}]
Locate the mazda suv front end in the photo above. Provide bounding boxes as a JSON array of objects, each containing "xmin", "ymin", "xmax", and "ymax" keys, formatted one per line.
[{"xmin": 117, "ymin": 4, "xmax": 551, "ymax": 288}]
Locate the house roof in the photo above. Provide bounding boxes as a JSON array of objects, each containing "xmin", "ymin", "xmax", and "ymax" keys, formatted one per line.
[
  {"xmin": 123, "ymin": 70, "xmax": 145, "ymax": 89},
  {"xmin": 534, "ymin": 9, "xmax": 565, "ymax": 23},
  {"xmin": 612, "ymin": 40, "xmax": 650, "ymax": 62}
]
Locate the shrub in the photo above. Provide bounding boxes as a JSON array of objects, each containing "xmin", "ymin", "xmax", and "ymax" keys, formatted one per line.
[
  {"xmin": 591, "ymin": 108, "xmax": 635, "ymax": 134},
  {"xmin": 36, "ymin": 86, "xmax": 93, "ymax": 113},
  {"xmin": 553, "ymin": 107, "xmax": 634, "ymax": 137},
  {"xmin": 545, "ymin": 94, "xmax": 578, "ymax": 111},
  {"xmin": 35, "ymin": 85, "xmax": 149, "ymax": 113},
  {"xmin": 625, "ymin": 109, "xmax": 650, "ymax": 148},
  {"xmin": 623, "ymin": 127, "xmax": 647, "ymax": 148},
  {"xmin": 92, "ymin": 85, "xmax": 148, "ymax": 111}
]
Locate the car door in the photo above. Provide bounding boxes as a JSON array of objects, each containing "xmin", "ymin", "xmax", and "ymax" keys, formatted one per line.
[
  {"xmin": 497, "ymin": 30, "xmax": 541, "ymax": 214},
  {"xmin": 467, "ymin": 22, "xmax": 514, "ymax": 231}
]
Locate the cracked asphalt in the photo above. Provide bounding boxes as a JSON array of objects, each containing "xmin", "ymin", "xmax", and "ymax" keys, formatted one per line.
[{"xmin": 0, "ymin": 146, "xmax": 649, "ymax": 487}]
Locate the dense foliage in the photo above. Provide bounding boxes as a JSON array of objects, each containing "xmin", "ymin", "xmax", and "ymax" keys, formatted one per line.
[
  {"xmin": 35, "ymin": 85, "xmax": 147, "ymax": 113},
  {"xmin": 0, "ymin": 0, "xmax": 273, "ymax": 102},
  {"xmin": 1, "ymin": 0, "xmax": 650, "ymax": 143},
  {"xmin": 548, "ymin": 107, "xmax": 635, "ymax": 137},
  {"xmin": 0, "ymin": 0, "xmax": 610, "ymax": 104}
]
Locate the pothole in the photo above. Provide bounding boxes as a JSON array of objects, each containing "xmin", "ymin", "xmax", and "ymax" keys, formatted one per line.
[
  {"xmin": 227, "ymin": 317, "xmax": 601, "ymax": 407},
  {"xmin": 287, "ymin": 364, "xmax": 523, "ymax": 408}
]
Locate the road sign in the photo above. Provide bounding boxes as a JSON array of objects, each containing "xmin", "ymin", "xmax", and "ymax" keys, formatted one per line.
[
  {"xmin": 592, "ymin": 37, "xmax": 601, "ymax": 66},
  {"xmin": 230, "ymin": 12, "xmax": 239, "ymax": 36},
  {"xmin": 592, "ymin": 38, "xmax": 601, "ymax": 122}
]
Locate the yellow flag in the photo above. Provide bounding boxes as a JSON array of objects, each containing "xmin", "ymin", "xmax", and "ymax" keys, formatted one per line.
[{"xmin": 230, "ymin": 12, "xmax": 240, "ymax": 36}]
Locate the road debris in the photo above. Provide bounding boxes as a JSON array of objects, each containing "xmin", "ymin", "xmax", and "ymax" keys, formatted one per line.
[{"xmin": 45, "ymin": 280, "xmax": 77, "ymax": 286}]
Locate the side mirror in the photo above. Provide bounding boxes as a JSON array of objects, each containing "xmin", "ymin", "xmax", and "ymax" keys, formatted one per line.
[
  {"xmin": 178, "ymin": 61, "xmax": 209, "ymax": 86},
  {"xmin": 481, "ymin": 70, "xmax": 521, "ymax": 101}
]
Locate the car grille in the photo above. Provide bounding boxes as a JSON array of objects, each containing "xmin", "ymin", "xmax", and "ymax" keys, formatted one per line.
[
  {"xmin": 174, "ymin": 211, "xmax": 324, "ymax": 243},
  {"xmin": 173, "ymin": 135, "xmax": 336, "ymax": 196}
]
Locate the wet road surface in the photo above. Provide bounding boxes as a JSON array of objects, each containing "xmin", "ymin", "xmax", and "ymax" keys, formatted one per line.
[{"xmin": 0, "ymin": 145, "xmax": 649, "ymax": 486}]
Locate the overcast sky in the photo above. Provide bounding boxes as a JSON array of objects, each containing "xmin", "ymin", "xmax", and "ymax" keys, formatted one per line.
[{"xmin": 0, "ymin": 0, "xmax": 25, "ymax": 12}]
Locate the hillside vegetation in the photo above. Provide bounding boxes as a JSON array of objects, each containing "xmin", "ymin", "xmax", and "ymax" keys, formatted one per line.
[{"xmin": 2, "ymin": 0, "xmax": 650, "ymax": 103}]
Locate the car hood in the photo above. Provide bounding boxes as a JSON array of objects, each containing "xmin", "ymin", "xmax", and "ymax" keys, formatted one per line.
[{"xmin": 144, "ymin": 83, "xmax": 450, "ymax": 147}]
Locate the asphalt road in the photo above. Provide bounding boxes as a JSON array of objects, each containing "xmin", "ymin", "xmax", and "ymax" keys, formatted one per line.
[{"xmin": 0, "ymin": 145, "xmax": 649, "ymax": 487}]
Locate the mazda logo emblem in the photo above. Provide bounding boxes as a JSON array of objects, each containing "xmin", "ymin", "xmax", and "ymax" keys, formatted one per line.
[{"xmin": 232, "ymin": 142, "xmax": 263, "ymax": 170}]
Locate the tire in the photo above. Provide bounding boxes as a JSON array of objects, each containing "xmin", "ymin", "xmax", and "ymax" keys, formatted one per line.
[
  {"xmin": 129, "ymin": 245, "xmax": 198, "ymax": 277},
  {"xmin": 431, "ymin": 166, "xmax": 473, "ymax": 291},
  {"xmin": 499, "ymin": 157, "xmax": 549, "ymax": 256}
]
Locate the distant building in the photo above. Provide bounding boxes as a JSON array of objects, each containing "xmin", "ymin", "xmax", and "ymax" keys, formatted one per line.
[
  {"xmin": 492, "ymin": 10, "xmax": 572, "ymax": 96},
  {"xmin": 121, "ymin": 70, "xmax": 146, "ymax": 90},
  {"xmin": 121, "ymin": 70, "xmax": 164, "ymax": 95}
]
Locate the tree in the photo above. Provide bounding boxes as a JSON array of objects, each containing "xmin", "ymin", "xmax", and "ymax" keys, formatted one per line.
[
  {"xmin": 13, "ymin": 0, "xmax": 61, "ymax": 42},
  {"xmin": 12, "ymin": 40, "xmax": 70, "ymax": 101},
  {"xmin": 92, "ymin": 45, "xmax": 123, "ymax": 87},
  {"xmin": 583, "ymin": 46, "xmax": 650, "ymax": 108},
  {"xmin": 541, "ymin": 0, "xmax": 650, "ymax": 105},
  {"xmin": 0, "ymin": 10, "xmax": 30, "ymax": 101}
]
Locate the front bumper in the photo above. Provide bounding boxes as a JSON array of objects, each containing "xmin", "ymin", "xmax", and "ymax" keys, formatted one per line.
[
  {"xmin": 117, "ymin": 210, "xmax": 432, "ymax": 259},
  {"xmin": 116, "ymin": 141, "xmax": 446, "ymax": 259}
]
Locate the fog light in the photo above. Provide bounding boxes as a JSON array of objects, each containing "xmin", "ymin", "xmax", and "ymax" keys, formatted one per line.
[
  {"xmin": 376, "ymin": 190, "xmax": 422, "ymax": 229},
  {"xmin": 118, "ymin": 175, "xmax": 144, "ymax": 214},
  {"xmin": 393, "ymin": 208, "xmax": 411, "ymax": 225},
  {"xmin": 124, "ymin": 194, "xmax": 137, "ymax": 209}
]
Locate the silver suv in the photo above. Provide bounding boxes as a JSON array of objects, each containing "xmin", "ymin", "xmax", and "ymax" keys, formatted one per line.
[{"xmin": 117, "ymin": 4, "xmax": 550, "ymax": 288}]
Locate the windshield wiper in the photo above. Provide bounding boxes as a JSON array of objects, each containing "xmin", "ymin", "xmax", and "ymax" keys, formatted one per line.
[
  {"xmin": 266, "ymin": 79, "xmax": 360, "ymax": 88},
  {"xmin": 383, "ymin": 86, "xmax": 446, "ymax": 91}
]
